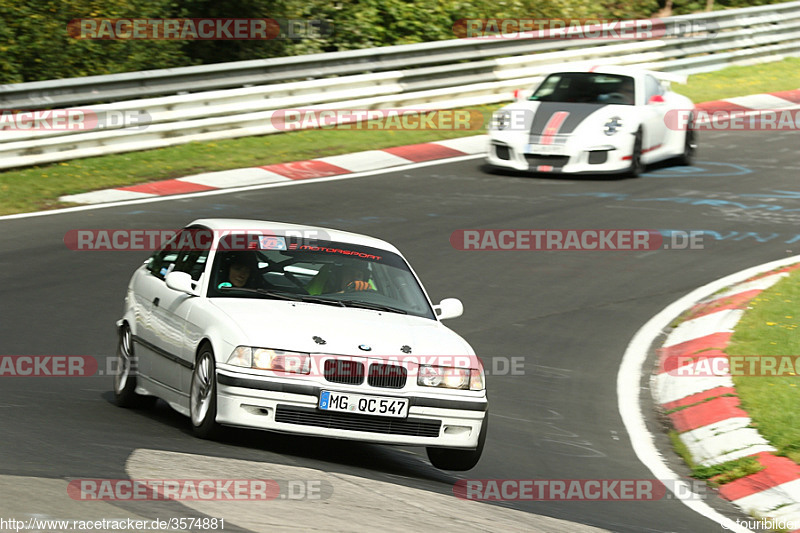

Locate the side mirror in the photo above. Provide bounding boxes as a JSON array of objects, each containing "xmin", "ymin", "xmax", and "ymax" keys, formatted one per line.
[
  {"xmin": 165, "ymin": 271, "xmax": 197, "ymax": 296},
  {"xmin": 434, "ymin": 298, "xmax": 464, "ymax": 320},
  {"xmin": 648, "ymin": 95, "xmax": 665, "ymax": 105}
]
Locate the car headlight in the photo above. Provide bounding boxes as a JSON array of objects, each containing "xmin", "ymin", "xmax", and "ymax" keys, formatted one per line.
[
  {"xmin": 227, "ymin": 346, "xmax": 310, "ymax": 374},
  {"xmin": 491, "ymin": 110, "xmax": 511, "ymax": 130},
  {"xmin": 604, "ymin": 116, "xmax": 623, "ymax": 136},
  {"xmin": 418, "ymin": 365, "xmax": 485, "ymax": 391}
]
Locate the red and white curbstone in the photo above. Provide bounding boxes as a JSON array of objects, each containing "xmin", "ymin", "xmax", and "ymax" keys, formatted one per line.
[
  {"xmin": 58, "ymin": 136, "xmax": 486, "ymax": 205},
  {"xmin": 653, "ymin": 265, "xmax": 800, "ymax": 530}
]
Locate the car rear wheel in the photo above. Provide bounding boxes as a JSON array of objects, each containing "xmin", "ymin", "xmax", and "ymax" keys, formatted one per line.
[
  {"xmin": 677, "ymin": 113, "xmax": 696, "ymax": 166},
  {"xmin": 114, "ymin": 324, "xmax": 155, "ymax": 408},
  {"xmin": 625, "ymin": 128, "xmax": 644, "ymax": 177},
  {"xmin": 426, "ymin": 413, "xmax": 488, "ymax": 471},
  {"xmin": 190, "ymin": 345, "xmax": 221, "ymax": 439}
]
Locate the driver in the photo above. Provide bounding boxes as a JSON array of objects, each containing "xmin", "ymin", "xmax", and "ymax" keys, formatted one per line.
[{"xmin": 340, "ymin": 263, "xmax": 372, "ymax": 292}]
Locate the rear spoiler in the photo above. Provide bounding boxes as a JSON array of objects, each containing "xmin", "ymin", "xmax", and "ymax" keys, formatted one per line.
[{"xmin": 648, "ymin": 71, "xmax": 688, "ymax": 85}]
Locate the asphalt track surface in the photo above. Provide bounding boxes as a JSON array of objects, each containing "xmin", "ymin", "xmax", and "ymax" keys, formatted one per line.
[{"xmin": 1, "ymin": 128, "xmax": 799, "ymax": 532}]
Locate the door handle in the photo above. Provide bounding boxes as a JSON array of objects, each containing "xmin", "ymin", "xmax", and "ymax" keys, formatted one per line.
[{"xmin": 153, "ymin": 297, "xmax": 160, "ymax": 307}]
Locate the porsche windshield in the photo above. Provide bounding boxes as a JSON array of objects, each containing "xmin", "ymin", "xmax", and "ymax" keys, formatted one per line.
[
  {"xmin": 207, "ymin": 235, "xmax": 435, "ymax": 319},
  {"xmin": 530, "ymin": 73, "xmax": 635, "ymax": 105}
]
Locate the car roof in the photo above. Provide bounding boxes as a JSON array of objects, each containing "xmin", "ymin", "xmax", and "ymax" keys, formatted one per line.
[
  {"xmin": 542, "ymin": 66, "xmax": 687, "ymax": 85},
  {"xmin": 187, "ymin": 218, "xmax": 402, "ymax": 254}
]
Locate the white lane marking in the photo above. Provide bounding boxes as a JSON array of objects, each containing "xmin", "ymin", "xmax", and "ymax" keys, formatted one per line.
[
  {"xmin": 618, "ymin": 254, "xmax": 800, "ymax": 533},
  {"xmin": 0, "ymin": 154, "xmax": 485, "ymax": 221}
]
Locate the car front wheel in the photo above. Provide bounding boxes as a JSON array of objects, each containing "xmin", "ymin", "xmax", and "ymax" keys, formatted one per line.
[
  {"xmin": 426, "ymin": 413, "xmax": 488, "ymax": 471},
  {"xmin": 190, "ymin": 345, "xmax": 221, "ymax": 439}
]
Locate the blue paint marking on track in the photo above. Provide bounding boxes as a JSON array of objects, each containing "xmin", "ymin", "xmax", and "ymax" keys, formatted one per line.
[
  {"xmin": 560, "ymin": 192, "xmax": 800, "ymax": 213},
  {"xmin": 643, "ymin": 161, "xmax": 753, "ymax": 178},
  {"xmin": 658, "ymin": 229, "xmax": 800, "ymax": 245}
]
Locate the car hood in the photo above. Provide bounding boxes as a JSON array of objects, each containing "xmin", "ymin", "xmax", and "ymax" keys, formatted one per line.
[
  {"xmin": 210, "ymin": 298, "xmax": 473, "ymax": 357},
  {"xmin": 499, "ymin": 101, "xmax": 638, "ymax": 137}
]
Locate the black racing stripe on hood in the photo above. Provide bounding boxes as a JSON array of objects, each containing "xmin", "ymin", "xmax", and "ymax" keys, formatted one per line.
[{"xmin": 530, "ymin": 102, "xmax": 608, "ymax": 136}]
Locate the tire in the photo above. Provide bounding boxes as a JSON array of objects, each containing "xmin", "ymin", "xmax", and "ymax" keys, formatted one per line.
[
  {"xmin": 190, "ymin": 345, "xmax": 221, "ymax": 439},
  {"xmin": 677, "ymin": 113, "xmax": 696, "ymax": 166},
  {"xmin": 427, "ymin": 413, "xmax": 488, "ymax": 471},
  {"xmin": 113, "ymin": 324, "xmax": 155, "ymax": 408},
  {"xmin": 625, "ymin": 128, "xmax": 644, "ymax": 177}
]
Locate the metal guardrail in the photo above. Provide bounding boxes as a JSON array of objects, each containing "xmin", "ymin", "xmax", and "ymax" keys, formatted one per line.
[{"xmin": 1, "ymin": 1, "xmax": 800, "ymax": 170}]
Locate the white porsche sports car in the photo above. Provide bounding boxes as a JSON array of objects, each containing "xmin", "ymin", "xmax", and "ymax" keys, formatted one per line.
[
  {"xmin": 115, "ymin": 219, "xmax": 487, "ymax": 471},
  {"xmin": 487, "ymin": 66, "xmax": 696, "ymax": 176}
]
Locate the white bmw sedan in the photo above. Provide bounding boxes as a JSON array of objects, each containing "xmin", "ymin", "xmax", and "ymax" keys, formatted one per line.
[{"xmin": 115, "ymin": 219, "xmax": 487, "ymax": 471}]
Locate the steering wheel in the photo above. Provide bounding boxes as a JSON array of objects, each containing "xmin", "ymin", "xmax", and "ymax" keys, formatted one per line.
[{"xmin": 344, "ymin": 281, "xmax": 375, "ymax": 293}]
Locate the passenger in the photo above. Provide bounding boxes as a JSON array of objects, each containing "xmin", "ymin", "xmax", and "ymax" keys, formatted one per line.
[{"xmin": 217, "ymin": 252, "xmax": 258, "ymax": 289}]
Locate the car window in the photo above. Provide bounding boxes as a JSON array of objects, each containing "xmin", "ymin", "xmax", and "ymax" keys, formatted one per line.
[
  {"xmin": 644, "ymin": 74, "xmax": 663, "ymax": 103},
  {"xmin": 207, "ymin": 234, "xmax": 435, "ymax": 319},
  {"xmin": 146, "ymin": 227, "xmax": 211, "ymax": 281},
  {"xmin": 530, "ymin": 73, "xmax": 635, "ymax": 105}
]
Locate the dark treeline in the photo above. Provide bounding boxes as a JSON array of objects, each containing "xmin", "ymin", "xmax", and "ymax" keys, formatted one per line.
[{"xmin": 0, "ymin": 0, "xmax": 785, "ymax": 84}]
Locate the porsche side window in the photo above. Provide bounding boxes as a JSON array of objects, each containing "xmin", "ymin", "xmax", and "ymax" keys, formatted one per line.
[
  {"xmin": 529, "ymin": 76, "xmax": 561, "ymax": 100},
  {"xmin": 645, "ymin": 75, "xmax": 663, "ymax": 102}
]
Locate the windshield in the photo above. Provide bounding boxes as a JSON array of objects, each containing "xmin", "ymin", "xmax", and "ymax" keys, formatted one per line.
[
  {"xmin": 207, "ymin": 235, "xmax": 435, "ymax": 319},
  {"xmin": 530, "ymin": 73, "xmax": 635, "ymax": 105}
]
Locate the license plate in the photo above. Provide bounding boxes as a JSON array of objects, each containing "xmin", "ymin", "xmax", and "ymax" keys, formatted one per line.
[
  {"xmin": 319, "ymin": 391, "xmax": 409, "ymax": 418},
  {"xmin": 525, "ymin": 143, "xmax": 565, "ymax": 155}
]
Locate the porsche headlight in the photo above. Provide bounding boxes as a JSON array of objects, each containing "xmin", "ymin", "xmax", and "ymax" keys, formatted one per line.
[
  {"xmin": 492, "ymin": 110, "xmax": 511, "ymax": 130},
  {"xmin": 604, "ymin": 116, "xmax": 623, "ymax": 136},
  {"xmin": 227, "ymin": 346, "xmax": 310, "ymax": 374},
  {"xmin": 418, "ymin": 365, "xmax": 484, "ymax": 391}
]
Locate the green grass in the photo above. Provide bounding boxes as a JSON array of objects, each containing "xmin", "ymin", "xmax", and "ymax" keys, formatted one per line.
[
  {"xmin": 0, "ymin": 115, "xmax": 494, "ymax": 215},
  {"xmin": 669, "ymin": 430, "xmax": 764, "ymax": 486},
  {"xmin": 693, "ymin": 456, "xmax": 764, "ymax": 487},
  {"xmin": 672, "ymin": 57, "xmax": 800, "ymax": 104},
  {"xmin": 726, "ymin": 268, "xmax": 800, "ymax": 465},
  {"xmin": 2, "ymin": 57, "xmax": 800, "ymax": 216}
]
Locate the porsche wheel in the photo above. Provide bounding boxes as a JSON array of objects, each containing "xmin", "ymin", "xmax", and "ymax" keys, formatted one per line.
[
  {"xmin": 190, "ymin": 345, "xmax": 221, "ymax": 439},
  {"xmin": 677, "ymin": 114, "xmax": 696, "ymax": 166},
  {"xmin": 626, "ymin": 128, "xmax": 644, "ymax": 177},
  {"xmin": 427, "ymin": 413, "xmax": 488, "ymax": 471}
]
